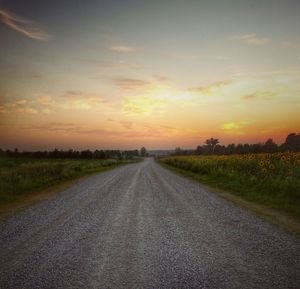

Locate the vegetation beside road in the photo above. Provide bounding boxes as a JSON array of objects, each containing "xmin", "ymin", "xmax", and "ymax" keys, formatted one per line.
[
  {"xmin": 0, "ymin": 156, "xmax": 139, "ymax": 203},
  {"xmin": 158, "ymin": 153, "xmax": 300, "ymax": 221}
]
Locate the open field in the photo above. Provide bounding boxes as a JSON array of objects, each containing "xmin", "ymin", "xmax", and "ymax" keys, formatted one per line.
[
  {"xmin": 0, "ymin": 156, "xmax": 138, "ymax": 203},
  {"xmin": 158, "ymin": 153, "xmax": 300, "ymax": 221}
]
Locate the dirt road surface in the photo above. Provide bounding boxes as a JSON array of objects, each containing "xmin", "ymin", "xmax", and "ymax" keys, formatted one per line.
[{"xmin": 1, "ymin": 158, "xmax": 299, "ymax": 288}]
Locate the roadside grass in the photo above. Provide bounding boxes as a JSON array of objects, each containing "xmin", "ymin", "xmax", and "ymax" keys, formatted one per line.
[
  {"xmin": 0, "ymin": 156, "xmax": 138, "ymax": 203},
  {"xmin": 157, "ymin": 153, "xmax": 300, "ymax": 222}
]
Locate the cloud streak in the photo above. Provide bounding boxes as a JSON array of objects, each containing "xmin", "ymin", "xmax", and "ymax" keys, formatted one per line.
[
  {"xmin": 111, "ymin": 45, "xmax": 137, "ymax": 52},
  {"xmin": 113, "ymin": 77, "xmax": 151, "ymax": 90},
  {"xmin": 0, "ymin": 99, "xmax": 38, "ymax": 114},
  {"xmin": 62, "ymin": 90, "xmax": 107, "ymax": 101},
  {"xmin": 0, "ymin": 8, "xmax": 51, "ymax": 41},
  {"xmin": 27, "ymin": 121, "xmax": 178, "ymax": 140},
  {"xmin": 232, "ymin": 33, "xmax": 270, "ymax": 45},
  {"xmin": 241, "ymin": 91, "xmax": 275, "ymax": 100},
  {"xmin": 0, "ymin": 90, "xmax": 109, "ymax": 115},
  {"xmin": 188, "ymin": 80, "xmax": 231, "ymax": 94},
  {"xmin": 30, "ymin": 122, "xmax": 82, "ymax": 134},
  {"xmin": 283, "ymin": 41, "xmax": 300, "ymax": 49},
  {"xmin": 76, "ymin": 58, "xmax": 148, "ymax": 71}
]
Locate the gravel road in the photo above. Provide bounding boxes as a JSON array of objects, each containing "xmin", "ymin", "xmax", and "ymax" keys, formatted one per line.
[{"xmin": 0, "ymin": 158, "xmax": 299, "ymax": 289}]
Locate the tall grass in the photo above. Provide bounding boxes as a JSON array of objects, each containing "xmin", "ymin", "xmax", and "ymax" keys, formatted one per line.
[
  {"xmin": 0, "ymin": 157, "xmax": 132, "ymax": 202},
  {"xmin": 159, "ymin": 153, "xmax": 300, "ymax": 220}
]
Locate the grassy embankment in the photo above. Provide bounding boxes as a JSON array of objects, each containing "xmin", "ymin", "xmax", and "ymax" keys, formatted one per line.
[
  {"xmin": 0, "ymin": 157, "xmax": 138, "ymax": 204},
  {"xmin": 158, "ymin": 153, "xmax": 300, "ymax": 223}
]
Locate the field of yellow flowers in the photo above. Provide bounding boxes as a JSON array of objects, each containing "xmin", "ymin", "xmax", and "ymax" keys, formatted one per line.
[{"xmin": 159, "ymin": 153, "xmax": 300, "ymax": 220}]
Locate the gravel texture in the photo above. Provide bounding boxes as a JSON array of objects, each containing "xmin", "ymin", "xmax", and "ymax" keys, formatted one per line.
[{"xmin": 0, "ymin": 158, "xmax": 299, "ymax": 289}]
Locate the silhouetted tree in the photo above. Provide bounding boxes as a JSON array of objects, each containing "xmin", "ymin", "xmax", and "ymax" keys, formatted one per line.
[
  {"xmin": 196, "ymin": 145, "xmax": 203, "ymax": 155},
  {"xmin": 204, "ymin": 138, "xmax": 219, "ymax": 154},
  {"xmin": 122, "ymin": 150, "xmax": 139, "ymax": 159},
  {"xmin": 195, "ymin": 134, "xmax": 300, "ymax": 155},
  {"xmin": 263, "ymin": 138, "xmax": 278, "ymax": 153},
  {"xmin": 282, "ymin": 133, "xmax": 300, "ymax": 151},
  {"xmin": 0, "ymin": 148, "xmax": 140, "ymax": 159},
  {"xmin": 2, "ymin": 133, "xmax": 300, "ymax": 160},
  {"xmin": 227, "ymin": 144, "xmax": 236, "ymax": 154},
  {"xmin": 214, "ymin": 145, "xmax": 226, "ymax": 155},
  {"xmin": 175, "ymin": 147, "xmax": 182, "ymax": 155},
  {"xmin": 140, "ymin": 147, "xmax": 147, "ymax": 157},
  {"xmin": 243, "ymin": 143, "xmax": 251, "ymax": 154}
]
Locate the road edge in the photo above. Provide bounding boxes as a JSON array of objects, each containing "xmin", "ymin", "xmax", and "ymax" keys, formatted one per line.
[
  {"xmin": 0, "ymin": 161, "xmax": 137, "ymax": 222},
  {"xmin": 156, "ymin": 159, "xmax": 300, "ymax": 237}
]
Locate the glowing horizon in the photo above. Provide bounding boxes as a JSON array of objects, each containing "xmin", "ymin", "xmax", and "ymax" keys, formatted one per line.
[{"xmin": 0, "ymin": 0, "xmax": 299, "ymax": 150}]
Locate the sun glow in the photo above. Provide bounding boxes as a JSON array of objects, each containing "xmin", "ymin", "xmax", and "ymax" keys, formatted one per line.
[{"xmin": 1, "ymin": 1, "xmax": 299, "ymax": 149}]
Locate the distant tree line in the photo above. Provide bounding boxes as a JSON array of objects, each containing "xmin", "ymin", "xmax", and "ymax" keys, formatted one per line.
[
  {"xmin": 0, "ymin": 148, "xmax": 142, "ymax": 160},
  {"xmin": 174, "ymin": 133, "xmax": 300, "ymax": 156}
]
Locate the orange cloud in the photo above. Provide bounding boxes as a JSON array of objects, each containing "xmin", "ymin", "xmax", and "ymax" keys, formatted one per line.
[
  {"xmin": 30, "ymin": 122, "xmax": 82, "ymax": 134},
  {"xmin": 0, "ymin": 8, "xmax": 51, "ymax": 41}
]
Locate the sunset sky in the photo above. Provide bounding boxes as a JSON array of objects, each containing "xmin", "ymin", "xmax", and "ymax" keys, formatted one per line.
[{"xmin": 0, "ymin": 0, "xmax": 299, "ymax": 150}]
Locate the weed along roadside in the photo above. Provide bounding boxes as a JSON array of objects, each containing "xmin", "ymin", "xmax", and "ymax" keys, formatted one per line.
[
  {"xmin": 157, "ymin": 153, "xmax": 300, "ymax": 235},
  {"xmin": 0, "ymin": 157, "xmax": 139, "ymax": 219}
]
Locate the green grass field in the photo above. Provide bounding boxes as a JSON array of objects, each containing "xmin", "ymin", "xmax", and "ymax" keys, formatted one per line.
[
  {"xmin": 0, "ymin": 157, "xmax": 137, "ymax": 203},
  {"xmin": 158, "ymin": 153, "xmax": 300, "ymax": 221}
]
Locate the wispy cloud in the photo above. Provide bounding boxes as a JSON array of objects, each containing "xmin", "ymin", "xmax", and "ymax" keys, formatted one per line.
[
  {"xmin": 164, "ymin": 51, "xmax": 198, "ymax": 60},
  {"xmin": 188, "ymin": 80, "xmax": 231, "ymax": 94},
  {"xmin": 187, "ymin": 71, "xmax": 300, "ymax": 106},
  {"xmin": 102, "ymin": 60, "xmax": 146, "ymax": 69},
  {"xmin": 232, "ymin": 33, "xmax": 270, "ymax": 45},
  {"xmin": 0, "ymin": 90, "xmax": 109, "ymax": 115},
  {"xmin": 113, "ymin": 77, "xmax": 150, "ymax": 90},
  {"xmin": 30, "ymin": 122, "xmax": 82, "ymax": 134},
  {"xmin": 62, "ymin": 90, "xmax": 106, "ymax": 101},
  {"xmin": 0, "ymin": 99, "xmax": 38, "ymax": 114},
  {"xmin": 0, "ymin": 8, "xmax": 51, "ymax": 41},
  {"xmin": 27, "ymin": 121, "xmax": 178, "ymax": 140},
  {"xmin": 111, "ymin": 45, "xmax": 138, "ymax": 52},
  {"xmin": 241, "ymin": 93, "xmax": 256, "ymax": 100},
  {"xmin": 120, "ymin": 121, "xmax": 133, "ymax": 130},
  {"xmin": 56, "ymin": 91, "xmax": 108, "ymax": 110},
  {"xmin": 76, "ymin": 58, "xmax": 148, "ymax": 71},
  {"xmin": 283, "ymin": 41, "xmax": 300, "ymax": 48},
  {"xmin": 241, "ymin": 91, "xmax": 275, "ymax": 100}
]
